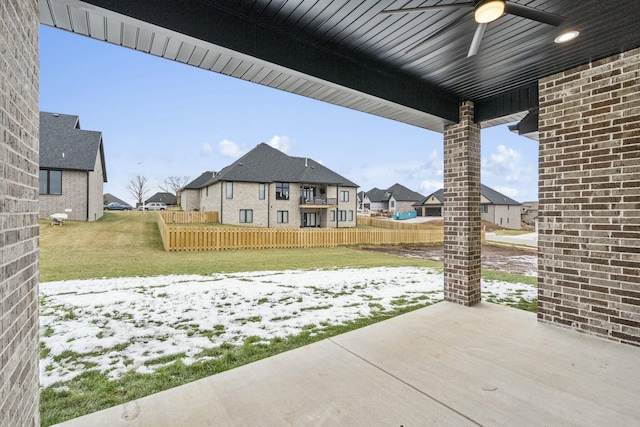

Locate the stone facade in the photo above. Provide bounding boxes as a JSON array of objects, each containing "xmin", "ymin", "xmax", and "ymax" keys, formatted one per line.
[
  {"xmin": 0, "ymin": 0, "xmax": 40, "ymax": 425},
  {"xmin": 483, "ymin": 204, "xmax": 521, "ymax": 230},
  {"xmin": 443, "ymin": 101, "xmax": 482, "ymax": 306},
  {"xmin": 538, "ymin": 49, "xmax": 640, "ymax": 346}
]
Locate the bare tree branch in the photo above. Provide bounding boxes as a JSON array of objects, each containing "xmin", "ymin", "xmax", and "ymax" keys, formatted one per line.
[
  {"xmin": 159, "ymin": 176, "xmax": 191, "ymax": 195},
  {"xmin": 127, "ymin": 174, "xmax": 150, "ymax": 207}
]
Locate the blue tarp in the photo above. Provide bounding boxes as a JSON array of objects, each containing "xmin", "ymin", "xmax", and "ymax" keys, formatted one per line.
[{"xmin": 393, "ymin": 211, "xmax": 417, "ymax": 220}]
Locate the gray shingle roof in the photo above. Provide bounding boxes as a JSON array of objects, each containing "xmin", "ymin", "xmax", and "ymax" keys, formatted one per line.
[
  {"xmin": 191, "ymin": 143, "xmax": 358, "ymax": 188},
  {"xmin": 366, "ymin": 184, "xmax": 423, "ymax": 203},
  {"xmin": 39, "ymin": 111, "xmax": 107, "ymax": 181},
  {"xmin": 414, "ymin": 189, "xmax": 445, "ymax": 206},
  {"xmin": 480, "ymin": 184, "xmax": 521, "ymax": 205},
  {"xmin": 414, "ymin": 185, "xmax": 520, "ymax": 206},
  {"xmin": 103, "ymin": 193, "xmax": 129, "ymax": 205},
  {"xmin": 184, "ymin": 171, "xmax": 217, "ymax": 189},
  {"xmin": 385, "ymin": 183, "xmax": 424, "ymax": 202},
  {"xmin": 146, "ymin": 192, "xmax": 177, "ymax": 205},
  {"xmin": 365, "ymin": 187, "xmax": 388, "ymax": 203}
]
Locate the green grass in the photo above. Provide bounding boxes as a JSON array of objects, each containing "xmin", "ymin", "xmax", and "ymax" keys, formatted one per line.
[
  {"xmin": 39, "ymin": 212, "xmax": 537, "ymax": 426},
  {"xmin": 39, "ymin": 303, "xmax": 431, "ymax": 427},
  {"xmin": 39, "ymin": 212, "xmax": 441, "ymax": 282}
]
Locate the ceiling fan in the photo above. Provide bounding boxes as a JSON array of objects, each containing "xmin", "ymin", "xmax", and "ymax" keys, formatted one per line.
[{"xmin": 380, "ymin": 0, "xmax": 565, "ymax": 57}]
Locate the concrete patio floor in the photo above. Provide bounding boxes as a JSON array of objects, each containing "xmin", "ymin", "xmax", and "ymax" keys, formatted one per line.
[{"xmin": 54, "ymin": 302, "xmax": 640, "ymax": 426}]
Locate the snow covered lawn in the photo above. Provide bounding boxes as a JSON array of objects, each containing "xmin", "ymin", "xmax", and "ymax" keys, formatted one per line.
[{"xmin": 39, "ymin": 267, "xmax": 536, "ymax": 389}]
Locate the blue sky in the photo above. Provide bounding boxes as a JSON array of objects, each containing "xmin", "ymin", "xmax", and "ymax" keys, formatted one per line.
[{"xmin": 39, "ymin": 25, "xmax": 539, "ymax": 206}]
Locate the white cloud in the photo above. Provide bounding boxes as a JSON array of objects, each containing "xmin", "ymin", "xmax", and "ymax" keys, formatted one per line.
[
  {"xmin": 494, "ymin": 186, "xmax": 519, "ymax": 199},
  {"xmin": 201, "ymin": 142, "xmax": 212, "ymax": 156},
  {"xmin": 266, "ymin": 135, "xmax": 293, "ymax": 153},
  {"xmin": 219, "ymin": 139, "xmax": 248, "ymax": 158},
  {"xmin": 419, "ymin": 180, "xmax": 443, "ymax": 195},
  {"xmin": 482, "ymin": 145, "xmax": 533, "ymax": 184}
]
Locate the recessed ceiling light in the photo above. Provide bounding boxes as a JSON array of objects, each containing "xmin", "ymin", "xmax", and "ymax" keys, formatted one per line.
[{"xmin": 554, "ymin": 30, "xmax": 580, "ymax": 44}]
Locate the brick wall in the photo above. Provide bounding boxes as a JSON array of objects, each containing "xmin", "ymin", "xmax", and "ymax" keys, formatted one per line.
[
  {"xmin": 443, "ymin": 101, "xmax": 482, "ymax": 306},
  {"xmin": 0, "ymin": 0, "xmax": 40, "ymax": 425},
  {"xmin": 538, "ymin": 48, "xmax": 640, "ymax": 346}
]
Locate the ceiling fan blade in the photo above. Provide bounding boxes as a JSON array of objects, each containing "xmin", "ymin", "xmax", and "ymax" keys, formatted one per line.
[
  {"xmin": 407, "ymin": 11, "xmax": 473, "ymax": 53},
  {"xmin": 379, "ymin": 2, "xmax": 474, "ymax": 15},
  {"xmin": 467, "ymin": 23, "xmax": 487, "ymax": 57},
  {"xmin": 504, "ymin": 2, "xmax": 564, "ymax": 26}
]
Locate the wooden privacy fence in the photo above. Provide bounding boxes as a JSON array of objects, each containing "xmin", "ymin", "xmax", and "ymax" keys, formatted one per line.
[
  {"xmin": 157, "ymin": 212, "xmax": 444, "ymax": 252},
  {"xmin": 357, "ymin": 216, "xmax": 441, "ymax": 230},
  {"xmin": 160, "ymin": 211, "xmax": 218, "ymax": 224}
]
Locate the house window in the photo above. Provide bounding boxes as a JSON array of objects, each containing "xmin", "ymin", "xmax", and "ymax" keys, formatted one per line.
[
  {"xmin": 276, "ymin": 182, "xmax": 289, "ymax": 200},
  {"xmin": 389, "ymin": 200, "xmax": 395, "ymax": 209},
  {"xmin": 330, "ymin": 210, "xmax": 335, "ymax": 222},
  {"xmin": 239, "ymin": 209, "xmax": 253, "ymax": 223},
  {"xmin": 39, "ymin": 170, "xmax": 62, "ymax": 195},
  {"xmin": 206, "ymin": 187, "xmax": 209, "ymax": 197},
  {"xmin": 340, "ymin": 191, "xmax": 349, "ymax": 202},
  {"xmin": 226, "ymin": 182, "xmax": 233, "ymax": 199},
  {"xmin": 259, "ymin": 183, "xmax": 265, "ymax": 200},
  {"xmin": 348, "ymin": 210, "xmax": 353, "ymax": 221},
  {"xmin": 338, "ymin": 210, "xmax": 347, "ymax": 221},
  {"xmin": 277, "ymin": 210, "xmax": 288, "ymax": 223},
  {"xmin": 482, "ymin": 205, "xmax": 488, "ymax": 213}
]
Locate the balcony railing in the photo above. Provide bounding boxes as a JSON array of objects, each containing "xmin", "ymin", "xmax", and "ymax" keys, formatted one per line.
[{"xmin": 299, "ymin": 196, "xmax": 337, "ymax": 206}]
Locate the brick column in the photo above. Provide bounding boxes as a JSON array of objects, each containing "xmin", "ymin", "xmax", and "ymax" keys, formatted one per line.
[
  {"xmin": 443, "ymin": 101, "xmax": 482, "ymax": 306},
  {"xmin": 538, "ymin": 49, "xmax": 640, "ymax": 346},
  {"xmin": 0, "ymin": 0, "xmax": 40, "ymax": 425}
]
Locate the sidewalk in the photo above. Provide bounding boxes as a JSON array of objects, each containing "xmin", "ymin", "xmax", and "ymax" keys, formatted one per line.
[
  {"xmin": 55, "ymin": 302, "xmax": 640, "ymax": 427},
  {"xmin": 485, "ymin": 231, "xmax": 538, "ymax": 248}
]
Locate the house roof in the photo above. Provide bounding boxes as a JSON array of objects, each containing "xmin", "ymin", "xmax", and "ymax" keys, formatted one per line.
[
  {"xmin": 414, "ymin": 189, "xmax": 445, "ymax": 207},
  {"xmin": 415, "ymin": 185, "xmax": 520, "ymax": 207},
  {"xmin": 365, "ymin": 188, "xmax": 388, "ymax": 203},
  {"xmin": 480, "ymin": 184, "xmax": 521, "ymax": 206},
  {"xmin": 146, "ymin": 192, "xmax": 177, "ymax": 205},
  {"xmin": 385, "ymin": 183, "xmax": 424, "ymax": 202},
  {"xmin": 39, "ymin": 111, "xmax": 107, "ymax": 181},
  {"xmin": 103, "ymin": 193, "xmax": 129, "ymax": 205},
  {"xmin": 183, "ymin": 171, "xmax": 217, "ymax": 190},
  {"xmin": 194, "ymin": 143, "xmax": 358, "ymax": 188},
  {"xmin": 366, "ymin": 184, "xmax": 423, "ymax": 203}
]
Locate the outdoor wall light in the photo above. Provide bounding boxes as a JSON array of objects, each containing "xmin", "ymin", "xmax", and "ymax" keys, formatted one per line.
[
  {"xmin": 474, "ymin": 0, "xmax": 505, "ymax": 24},
  {"xmin": 554, "ymin": 30, "xmax": 580, "ymax": 43}
]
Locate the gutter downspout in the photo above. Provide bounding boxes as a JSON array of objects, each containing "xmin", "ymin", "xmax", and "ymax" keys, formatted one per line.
[
  {"xmin": 220, "ymin": 182, "xmax": 224, "ymax": 224},
  {"xmin": 336, "ymin": 184, "xmax": 339, "ymax": 228},
  {"xmin": 86, "ymin": 171, "xmax": 90, "ymax": 221}
]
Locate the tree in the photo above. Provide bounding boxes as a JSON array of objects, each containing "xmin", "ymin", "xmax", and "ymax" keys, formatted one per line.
[
  {"xmin": 127, "ymin": 174, "xmax": 150, "ymax": 207},
  {"xmin": 160, "ymin": 175, "xmax": 190, "ymax": 205},
  {"xmin": 159, "ymin": 175, "xmax": 190, "ymax": 195}
]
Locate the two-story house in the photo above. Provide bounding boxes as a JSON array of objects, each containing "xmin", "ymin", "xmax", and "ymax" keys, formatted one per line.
[
  {"xmin": 181, "ymin": 143, "xmax": 358, "ymax": 228},
  {"xmin": 39, "ymin": 111, "xmax": 107, "ymax": 222}
]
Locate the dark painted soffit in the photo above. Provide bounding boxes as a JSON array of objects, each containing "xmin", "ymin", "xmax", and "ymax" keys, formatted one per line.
[{"xmin": 79, "ymin": 0, "xmax": 461, "ymax": 126}]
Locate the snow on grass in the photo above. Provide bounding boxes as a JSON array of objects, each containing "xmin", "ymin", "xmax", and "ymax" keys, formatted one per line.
[{"xmin": 39, "ymin": 267, "xmax": 536, "ymax": 388}]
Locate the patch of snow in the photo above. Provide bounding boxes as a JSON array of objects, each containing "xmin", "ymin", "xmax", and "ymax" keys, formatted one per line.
[{"xmin": 39, "ymin": 267, "xmax": 536, "ymax": 388}]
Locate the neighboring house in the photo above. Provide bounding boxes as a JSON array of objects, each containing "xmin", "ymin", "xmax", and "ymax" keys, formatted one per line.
[
  {"xmin": 103, "ymin": 193, "xmax": 129, "ymax": 206},
  {"xmin": 181, "ymin": 143, "xmax": 358, "ymax": 228},
  {"xmin": 521, "ymin": 201, "xmax": 539, "ymax": 226},
  {"xmin": 414, "ymin": 184, "xmax": 522, "ymax": 229},
  {"xmin": 39, "ymin": 111, "xmax": 107, "ymax": 222},
  {"xmin": 145, "ymin": 192, "xmax": 177, "ymax": 206},
  {"xmin": 363, "ymin": 184, "xmax": 424, "ymax": 213}
]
